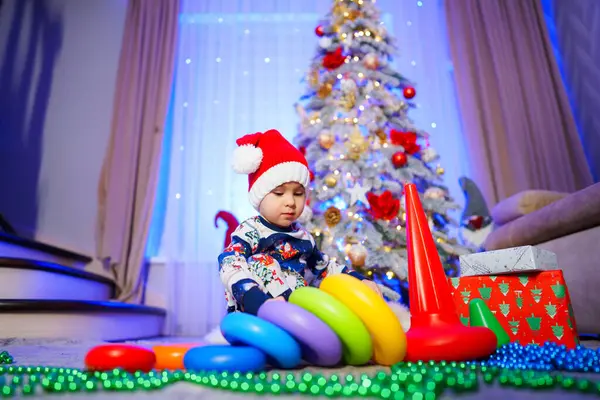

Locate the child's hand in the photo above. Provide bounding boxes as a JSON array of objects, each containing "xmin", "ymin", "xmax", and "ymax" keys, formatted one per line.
[{"xmin": 362, "ymin": 279, "xmax": 383, "ymax": 297}]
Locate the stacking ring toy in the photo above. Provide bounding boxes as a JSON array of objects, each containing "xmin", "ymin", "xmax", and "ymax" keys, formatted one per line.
[
  {"xmin": 220, "ymin": 312, "xmax": 302, "ymax": 369},
  {"xmin": 257, "ymin": 301, "xmax": 342, "ymax": 367},
  {"xmin": 289, "ymin": 287, "xmax": 372, "ymax": 366},
  {"xmin": 183, "ymin": 345, "xmax": 266, "ymax": 372},
  {"xmin": 320, "ymin": 274, "xmax": 407, "ymax": 366},
  {"xmin": 153, "ymin": 343, "xmax": 202, "ymax": 370}
]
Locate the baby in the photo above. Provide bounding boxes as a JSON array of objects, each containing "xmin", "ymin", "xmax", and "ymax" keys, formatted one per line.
[{"xmin": 218, "ymin": 129, "xmax": 382, "ymax": 315}]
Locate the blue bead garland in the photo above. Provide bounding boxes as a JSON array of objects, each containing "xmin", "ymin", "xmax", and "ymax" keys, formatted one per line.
[{"xmin": 476, "ymin": 342, "xmax": 600, "ymax": 373}]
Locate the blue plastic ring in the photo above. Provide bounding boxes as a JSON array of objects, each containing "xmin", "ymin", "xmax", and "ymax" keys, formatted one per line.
[
  {"xmin": 183, "ymin": 345, "xmax": 266, "ymax": 373},
  {"xmin": 220, "ymin": 312, "xmax": 302, "ymax": 369}
]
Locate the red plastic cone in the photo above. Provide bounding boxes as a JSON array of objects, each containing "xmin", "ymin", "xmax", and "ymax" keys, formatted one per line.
[{"xmin": 404, "ymin": 183, "xmax": 497, "ymax": 362}]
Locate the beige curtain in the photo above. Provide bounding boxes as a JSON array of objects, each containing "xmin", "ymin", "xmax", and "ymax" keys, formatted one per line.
[
  {"xmin": 96, "ymin": 0, "xmax": 180, "ymax": 303},
  {"xmin": 445, "ymin": 0, "xmax": 593, "ymax": 206}
]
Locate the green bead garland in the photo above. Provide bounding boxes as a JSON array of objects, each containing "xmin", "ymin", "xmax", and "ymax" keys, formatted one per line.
[
  {"xmin": 2, "ymin": 344, "xmax": 600, "ymax": 398},
  {"xmin": 0, "ymin": 351, "xmax": 13, "ymax": 365},
  {"xmin": 1, "ymin": 362, "xmax": 600, "ymax": 398}
]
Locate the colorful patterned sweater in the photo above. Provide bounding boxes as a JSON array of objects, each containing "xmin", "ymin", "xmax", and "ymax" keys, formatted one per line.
[{"xmin": 218, "ymin": 215, "xmax": 365, "ymax": 315}]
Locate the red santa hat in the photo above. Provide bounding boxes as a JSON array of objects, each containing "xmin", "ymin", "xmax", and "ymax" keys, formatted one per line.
[{"xmin": 232, "ymin": 129, "xmax": 310, "ymax": 210}]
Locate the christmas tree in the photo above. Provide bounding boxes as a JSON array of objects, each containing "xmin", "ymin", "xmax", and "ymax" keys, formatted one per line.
[{"xmin": 293, "ymin": 0, "xmax": 470, "ymax": 303}]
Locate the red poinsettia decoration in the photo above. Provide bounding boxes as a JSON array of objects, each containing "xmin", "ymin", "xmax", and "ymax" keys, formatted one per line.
[
  {"xmin": 366, "ymin": 190, "xmax": 400, "ymax": 221},
  {"xmin": 322, "ymin": 48, "xmax": 345, "ymax": 70},
  {"xmin": 389, "ymin": 130, "xmax": 421, "ymax": 155}
]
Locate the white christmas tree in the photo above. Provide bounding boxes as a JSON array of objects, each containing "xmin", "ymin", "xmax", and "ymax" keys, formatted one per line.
[{"xmin": 294, "ymin": 0, "xmax": 471, "ymax": 301}]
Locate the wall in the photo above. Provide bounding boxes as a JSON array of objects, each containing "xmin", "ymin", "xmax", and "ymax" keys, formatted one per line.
[
  {"xmin": 542, "ymin": 0, "xmax": 600, "ymax": 182},
  {"xmin": 0, "ymin": 0, "xmax": 128, "ymax": 255}
]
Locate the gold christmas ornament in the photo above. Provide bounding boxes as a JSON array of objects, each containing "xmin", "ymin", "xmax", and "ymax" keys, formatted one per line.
[
  {"xmin": 324, "ymin": 174, "xmax": 338, "ymax": 187},
  {"xmin": 339, "ymin": 92, "xmax": 356, "ymax": 110},
  {"xmin": 435, "ymin": 165, "xmax": 445, "ymax": 175},
  {"xmin": 345, "ymin": 128, "xmax": 369, "ymax": 160},
  {"xmin": 318, "ymin": 131, "xmax": 335, "ymax": 149},
  {"xmin": 317, "ymin": 81, "xmax": 333, "ymax": 99},
  {"xmin": 363, "ymin": 53, "xmax": 379, "ymax": 70},
  {"xmin": 375, "ymin": 128, "xmax": 387, "ymax": 143},
  {"xmin": 346, "ymin": 9, "xmax": 362, "ymax": 21},
  {"xmin": 348, "ymin": 244, "xmax": 367, "ymax": 267},
  {"xmin": 324, "ymin": 206, "xmax": 342, "ymax": 227}
]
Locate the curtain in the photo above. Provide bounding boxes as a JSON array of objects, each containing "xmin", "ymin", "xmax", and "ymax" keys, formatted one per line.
[
  {"xmin": 95, "ymin": 0, "xmax": 180, "ymax": 303},
  {"xmin": 541, "ymin": 0, "xmax": 600, "ymax": 182},
  {"xmin": 445, "ymin": 0, "xmax": 593, "ymax": 206}
]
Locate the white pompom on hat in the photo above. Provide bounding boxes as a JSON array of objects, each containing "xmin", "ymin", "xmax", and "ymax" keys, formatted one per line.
[{"xmin": 232, "ymin": 129, "xmax": 310, "ymax": 210}]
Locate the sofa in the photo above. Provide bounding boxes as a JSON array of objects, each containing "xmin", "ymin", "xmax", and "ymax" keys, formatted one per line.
[{"xmin": 483, "ymin": 182, "xmax": 600, "ymax": 335}]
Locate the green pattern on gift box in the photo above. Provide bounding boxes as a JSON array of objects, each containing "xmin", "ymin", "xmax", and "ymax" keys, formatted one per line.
[
  {"xmin": 519, "ymin": 275, "xmax": 529, "ymax": 287},
  {"xmin": 478, "ymin": 285, "xmax": 492, "ymax": 300},
  {"xmin": 526, "ymin": 314, "xmax": 541, "ymax": 331},
  {"xmin": 460, "ymin": 314, "xmax": 469, "ymax": 326},
  {"xmin": 508, "ymin": 318, "xmax": 520, "ymax": 335},
  {"xmin": 551, "ymin": 282, "xmax": 566, "ymax": 299},
  {"xmin": 499, "ymin": 282, "xmax": 510, "ymax": 296},
  {"xmin": 530, "ymin": 286, "xmax": 543, "ymax": 303},
  {"xmin": 515, "ymin": 295, "xmax": 523, "ymax": 309},
  {"xmin": 461, "ymin": 289, "xmax": 471, "ymax": 304},
  {"xmin": 499, "ymin": 302, "xmax": 510, "ymax": 317},
  {"xmin": 451, "ymin": 277, "xmax": 460, "ymax": 289},
  {"xmin": 545, "ymin": 303, "xmax": 557, "ymax": 319},
  {"xmin": 552, "ymin": 324, "xmax": 564, "ymax": 340},
  {"xmin": 489, "ymin": 275, "xmax": 497, "ymax": 281}
]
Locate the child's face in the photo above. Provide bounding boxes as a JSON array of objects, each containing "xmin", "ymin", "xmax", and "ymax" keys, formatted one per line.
[{"xmin": 259, "ymin": 182, "xmax": 306, "ymax": 228}]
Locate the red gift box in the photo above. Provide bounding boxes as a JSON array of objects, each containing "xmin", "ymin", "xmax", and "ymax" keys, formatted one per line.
[{"xmin": 447, "ymin": 270, "xmax": 580, "ymax": 348}]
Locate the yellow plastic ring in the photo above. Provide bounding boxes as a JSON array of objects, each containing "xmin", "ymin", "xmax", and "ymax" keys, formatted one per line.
[
  {"xmin": 320, "ymin": 274, "xmax": 407, "ymax": 366},
  {"xmin": 289, "ymin": 287, "xmax": 373, "ymax": 366}
]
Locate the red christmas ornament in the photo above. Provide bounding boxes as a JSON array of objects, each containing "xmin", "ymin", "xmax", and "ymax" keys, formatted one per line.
[
  {"xmin": 322, "ymin": 48, "xmax": 345, "ymax": 70},
  {"xmin": 403, "ymin": 86, "xmax": 416, "ymax": 99},
  {"xmin": 466, "ymin": 215, "xmax": 484, "ymax": 230},
  {"xmin": 315, "ymin": 25, "xmax": 325, "ymax": 37},
  {"xmin": 391, "ymin": 152, "xmax": 408, "ymax": 168}
]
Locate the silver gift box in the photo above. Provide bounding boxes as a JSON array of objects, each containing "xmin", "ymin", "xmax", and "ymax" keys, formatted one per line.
[{"xmin": 459, "ymin": 245, "xmax": 558, "ymax": 277}]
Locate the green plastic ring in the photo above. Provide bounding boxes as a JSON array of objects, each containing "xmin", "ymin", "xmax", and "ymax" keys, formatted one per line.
[{"xmin": 289, "ymin": 287, "xmax": 373, "ymax": 365}]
